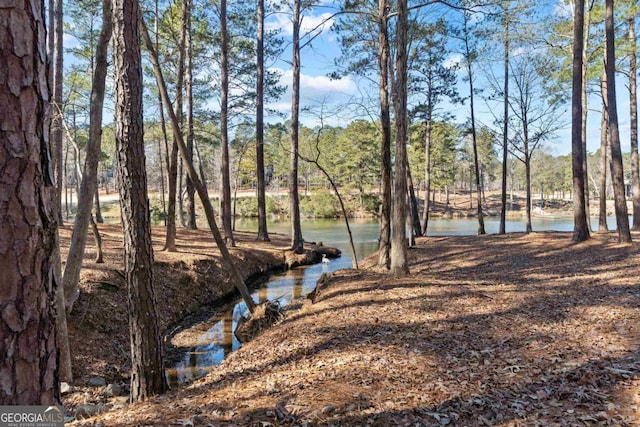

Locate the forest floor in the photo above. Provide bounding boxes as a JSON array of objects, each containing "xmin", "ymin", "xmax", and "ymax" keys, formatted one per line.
[{"xmin": 64, "ymin": 224, "xmax": 640, "ymax": 426}]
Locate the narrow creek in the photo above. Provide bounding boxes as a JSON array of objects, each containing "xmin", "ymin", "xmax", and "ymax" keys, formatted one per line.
[
  {"xmin": 164, "ymin": 215, "xmax": 615, "ymax": 386},
  {"xmin": 165, "ymin": 219, "xmax": 380, "ymax": 386}
]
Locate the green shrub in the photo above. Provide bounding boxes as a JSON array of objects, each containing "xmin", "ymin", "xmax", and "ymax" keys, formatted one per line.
[
  {"xmin": 300, "ymin": 192, "xmax": 338, "ymax": 218},
  {"xmin": 236, "ymin": 197, "xmax": 258, "ymax": 217},
  {"xmin": 361, "ymin": 193, "xmax": 381, "ymax": 215}
]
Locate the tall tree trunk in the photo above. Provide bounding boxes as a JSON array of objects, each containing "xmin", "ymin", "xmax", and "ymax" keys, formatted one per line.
[
  {"xmin": 629, "ymin": 15, "xmax": 640, "ymax": 230},
  {"xmin": 525, "ymin": 152, "xmax": 533, "ymax": 233},
  {"xmin": 62, "ymin": 0, "xmax": 113, "ymax": 311},
  {"xmin": 289, "ymin": 0, "xmax": 304, "ymax": 253},
  {"xmin": 185, "ymin": 0, "xmax": 197, "ymax": 230},
  {"xmin": 158, "ymin": 0, "xmax": 178, "ymax": 252},
  {"xmin": 463, "ymin": 11, "xmax": 485, "ymax": 235},
  {"xmin": 407, "ymin": 159, "xmax": 422, "ymax": 238},
  {"xmin": 599, "ymin": 80, "xmax": 609, "ymax": 232},
  {"xmin": 572, "ymin": 0, "xmax": 590, "ymax": 242},
  {"xmin": 220, "ymin": 0, "xmax": 235, "ymax": 246},
  {"xmin": 499, "ymin": 2, "xmax": 509, "ymax": 235},
  {"xmin": 421, "ymin": 118, "xmax": 432, "ymax": 235},
  {"xmin": 377, "ymin": 0, "xmax": 392, "ymax": 269},
  {"xmin": 256, "ymin": 0, "xmax": 270, "ymax": 241},
  {"xmin": 94, "ymin": 188, "xmax": 104, "ymax": 223},
  {"xmin": 141, "ymin": 17, "xmax": 257, "ymax": 314},
  {"xmin": 0, "ymin": 0, "xmax": 60, "ymax": 405},
  {"xmin": 390, "ymin": 0, "xmax": 409, "ymax": 277},
  {"xmin": 571, "ymin": 0, "xmax": 589, "ymax": 242},
  {"xmin": 51, "ymin": 0, "xmax": 64, "ymax": 223},
  {"xmin": 113, "ymin": 0, "xmax": 167, "ymax": 400},
  {"xmin": 605, "ymin": 0, "xmax": 632, "ymax": 243},
  {"xmin": 582, "ymin": 4, "xmax": 592, "ymax": 230}
]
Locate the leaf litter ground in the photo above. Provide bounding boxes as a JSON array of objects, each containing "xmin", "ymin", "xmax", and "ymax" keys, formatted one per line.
[{"xmin": 71, "ymin": 231, "xmax": 639, "ymax": 426}]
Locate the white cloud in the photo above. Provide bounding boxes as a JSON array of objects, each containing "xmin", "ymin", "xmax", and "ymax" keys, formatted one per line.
[
  {"xmin": 265, "ymin": 12, "xmax": 334, "ymax": 38},
  {"xmin": 266, "ymin": 67, "xmax": 357, "ymax": 116}
]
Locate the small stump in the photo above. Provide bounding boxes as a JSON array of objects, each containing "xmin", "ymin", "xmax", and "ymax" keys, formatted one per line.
[{"xmin": 234, "ymin": 300, "xmax": 283, "ymax": 343}]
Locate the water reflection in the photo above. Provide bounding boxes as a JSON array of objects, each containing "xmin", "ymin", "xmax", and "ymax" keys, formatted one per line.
[{"xmin": 166, "ymin": 215, "xmax": 621, "ymax": 385}]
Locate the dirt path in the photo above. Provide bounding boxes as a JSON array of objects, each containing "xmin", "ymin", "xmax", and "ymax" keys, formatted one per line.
[{"xmin": 67, "ymin": 231, "xmax": 640, "ymax": 426}]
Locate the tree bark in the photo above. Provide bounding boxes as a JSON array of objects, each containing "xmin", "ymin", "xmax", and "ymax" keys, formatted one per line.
[
  {"xmin": 256, "ymin": 0, "xmax": 270, "ymax": 241},
  {"xmin": 290, "ymin": 0, "xmax": 304, "ymax": 253},
  {"xmin": 463, "ymin": 10, "xmax": 485, "ymax": 235},
  {"xmin": 571, "ymin": 0, "xmax": 590, "ymax": 242},
  {"xmin": 421, "ymin": 118, "xmax": 432, "ymax": 235},
  {"xmin": 499, "ymin": 2, "xmax": 509, "ymax": 235},
  {"xmin": 390, "ymin": 0, "xmax": 409, "ymax": 277},
  {"xmin": 141, "ymin": 18, "xmax": 257, "ymax": 314},
  {"xmin": 51, "ymin": 0, "xmax": 64, "ymax": 223},
  {"xmin": 407, "ymin": 159, "xmax": 422, "ymax": 238},
  {"xmin": 185, "ymin": 0, "xmax": 197, "ymax": 230},
  {"xmin": 581, "ymin": 4, "xmax": 592, "ymax": 230},
  {"xmin": 62, "ymin": 0, "xmax": 113, "ymax": 311},
  {"xmin": 113, "ymin": 0, "xmax": 167, "ymax": 400},
  {"xmin": 377, "ymin": 0, "xmax": 392, "ymax": 269},
  {"xmin": 605, "ymin": 0, "xmax": 632, "ymax": 243},
  {"xmin": 0, "ymin": 0, "xmax": 60, "ymax": 404},
  {"xmin": 220, "ymin": 0, "xmax": 235, "ymax": 246},
  {"xmin": 629, "ymin": 15, "xmax": 640, "ymax": 230},
  {"xmin": 599, "ymin": 78, "xmax": 609, "ymax": 233}
]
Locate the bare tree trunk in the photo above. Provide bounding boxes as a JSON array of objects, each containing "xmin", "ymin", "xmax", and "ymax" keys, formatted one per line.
[
  {"xmin": 377, "ymin": 0, "xmax": 392, "ymax": 269},
  {"xmin": 582, "ymin": 4, "xmax": 592, "ymax": 231},
  {"xmin": 289, "ymin": 0, "xmax": 304, "ymax": 253},
  {"xmin": 0, "ymin": 0, "xmax": 60, "ymax": 404},
  {"xmin": 94, "ymin": 188, "xmax": 104, "ymax": 223},
  {"xmin": 605, "ymin": 0, "xmax": 632, "ymax": 243},
  {"xmin": 113, "ymin": 0, "xmax": 167, "ymax": 400},
  {"xmin": 463, "ymin": 10, "xmax": 485, "ymax": 235},
  {"xmin": 499, "ymin": 2, "xmax": 509, "ymax": 235},
  {"xmin": 390, "ymin": 0, "xmax": 409, "ymax": 277},
  {"xmin": 185, "ymin": 0, "xmax": 196, "ymax": 229},
  {"xmin": 407, "ymin": 159, "xmax": 422, "ymax": 238},
  {"xmin": 599, "ymin": 81, "xmax": 609, "ymax": 233},
  {"xmin": 525, "ymin": 152, "xmax": 533, "ymax": 233},
  {"xmin": 256, "ymin": 0, "xmax": 270, "ymax": 241},
  {"xmin": 220, "ymin": 0, "xmax": 235, "ymax": 246},
  {"xmin": 421, "ymin": 119, "xmax": 432, "ymax": 235},
  {"xmin": 90, "ymin": 215, "xmax": 105, "ymax": 263},
  {"xmin": 158, "ymin": 0, "xmax": 178, "ymax": 252},
  {"xmin": 51, "ymin": 0, "xmax": 64, "ymax": 223},
  {"xmin": 629, "ymin": 15, "xmax": 640, "ymax": 230},
  {"xmin": 141, "ymin": 18, "xmax": 257, "ymax": 314},
  {"xmin": 62, "ymin": 0, "xmax": 113, "ymax": 312}
]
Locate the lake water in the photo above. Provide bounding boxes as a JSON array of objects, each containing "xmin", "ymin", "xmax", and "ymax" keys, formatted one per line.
[{"xmin": 165, "ymin": 215, "xmax": 620, "ymax": 385}]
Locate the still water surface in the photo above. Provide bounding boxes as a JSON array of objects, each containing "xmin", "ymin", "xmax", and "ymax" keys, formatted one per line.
[{"xmin": 166, "ymin": 215, "xmax": 617, "ymax": 385}]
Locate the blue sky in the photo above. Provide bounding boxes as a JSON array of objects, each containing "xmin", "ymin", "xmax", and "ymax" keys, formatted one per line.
[{"xmin": 265, "ymin": 0, "xmax": 637, "ymax": 157}]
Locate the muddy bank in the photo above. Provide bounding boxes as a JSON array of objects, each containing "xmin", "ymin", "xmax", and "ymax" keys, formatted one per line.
[{"xmin": 59, "ymin": 223, "xmax": 339, "ymax": 387}]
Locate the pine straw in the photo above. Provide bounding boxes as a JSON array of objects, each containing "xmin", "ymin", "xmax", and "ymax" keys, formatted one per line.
[{"xmin": 73, "ymin": 231, "xmax": 640, "ymax": 426}]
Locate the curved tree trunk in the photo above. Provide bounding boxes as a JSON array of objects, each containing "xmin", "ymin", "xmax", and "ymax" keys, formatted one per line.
[
  {"xmin": 62, "ymin": 0, "xmax": 113, "ymax": 311},
  {"xmin": 141, "ymin": 18, "xmax": 257, "ymax": 314},
  {"xmin": 113, "ymin": 0, "xmax": 167, "ymax": 400},
  {"xmin": 0, "ymin": 0, "xmax": 60, "ymax": 404}
]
